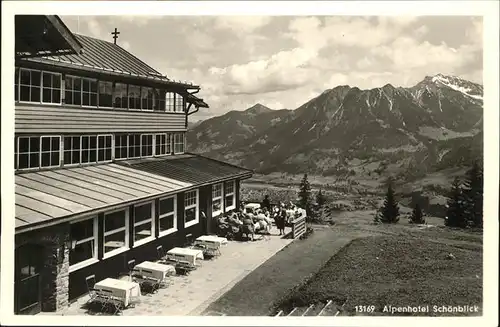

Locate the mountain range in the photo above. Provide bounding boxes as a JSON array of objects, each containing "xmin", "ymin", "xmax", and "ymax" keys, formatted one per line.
[{"xmin": 187, "ymin": 74, "xmax": 483, "ymax": 183}]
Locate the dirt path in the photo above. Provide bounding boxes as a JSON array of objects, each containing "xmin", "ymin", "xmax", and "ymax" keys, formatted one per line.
[{"xmin": 201, "ymin": 226, "xmax": 356, "ymax": 316}]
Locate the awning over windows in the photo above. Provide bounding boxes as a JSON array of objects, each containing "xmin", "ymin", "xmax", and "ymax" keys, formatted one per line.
[
  {"xmin": 15, "ymin": 154, "xmax": 253, "ymax": 233},
  {"xmin": 15, "ymin": 164, "xmax": 192, "ymax": 232},
  {"xmin": 15, "ymin": 15, "xmax": 83, "ymax": 59},
  {"xmin": 116, "ymin": 154, "xmax": 253, "ymax": 185}
]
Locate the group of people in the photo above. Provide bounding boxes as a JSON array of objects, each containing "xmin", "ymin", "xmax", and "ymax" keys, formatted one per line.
[{"xmin": 216, "ymin": 195, "xmax": 305, "ymax": 240}]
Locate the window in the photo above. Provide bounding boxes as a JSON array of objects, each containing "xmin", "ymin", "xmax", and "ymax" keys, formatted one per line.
[
  {"xmin": 103, "ymin": 209, "xmax": 128, "ymax": 255},
  {"xmin": 97, "ymin": 135, "xmax": 112, "ymax": 162},
  {"xmin": 175, "ymin": 94, "xmax": 184, "ymax": 112},
  {"xmin": 153, "ymin": 89, "xmax": 166, "ymax": 111},
  {"xmin": 141, "ymin": 87, "xmax": 154, "ymax": 110},
  {"xmin": 40, "ymin": 136, "xmax": 60, "ymax": 168},
  {"xmin": 155, "ymin": 134, "xmax": 167, "ymax": 156},
  {"xmin": 166, "ymin": 133, "xmax": 173, "ymax": 154},
  {"xmin": 165, "ymin": 92, "xmax": 175, "ymax": 112},
  {"xmin": 212, "ymin": 183, "xmax": 223, "ymax": 217},
  {"xmin": 128, "ymin": 134, "xmax": 140, "ymax": 158},
  {"xmin": 65, "ymin": 75, "xmax": 82, "ymax": 105},
  {"xmin": 133, "ymin": 202, "xmax": 154, "ymax": 244},
  {"xmin": 82, "ymin": 78, "xmax": 98, "ymax": 107},
  {"xmin": 69, "ymin": 217, "xmax": 98, "ymax": 269},
  {"xmin": 98, "ymin": 81, "xmax": 113, "ymax": 108},
  {"xmin": 15, "ymin": 68, "xmax": 19, "ymax": 101},
  {"xmin": 225, "ymin": 180, "xmax": 236, "ymax": 211},
  {"xmin": 63, "ymin": 136, "xmax": 81, "ymax": 165},
  {"xmin": 159, "ymin": 196, "xmax": 177, "ymax": 235},
  {"xmin": 113, "ymin": 82, "xmax": 128, "ymax": 109},
  {"xmin": 19, "ymin": 69, "xmax": 41, "ymax": 102},
  {"xmin": 17, "ymin": 136, "xmax": 40, "ymax": 169},
  {"xmin": 174, "ymin": 133, "xmax": 185, "ymax": 154},
  {"xmin": 115, "ymin": 134, "xmax": 128, "ymax": 159},
  {"xmin": 141, "ymin": 134, "xmax": 153, "ymax": 157},
  {"xmin": 128, "ymin": 85, "xmax": 141, "ymax": 110},
  {"xmin": 184, "ymin": 189, "xmax": 199, "ymax": 227},
  {"xmin": 81, "ymin": 135, "xmax": 97, "ymax": 164},
  {"xmin": 42, "ymin": 72, "xmax": 61, "ymax": 104}
]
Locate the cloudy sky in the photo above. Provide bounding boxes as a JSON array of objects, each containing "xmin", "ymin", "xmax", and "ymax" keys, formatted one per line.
[{"xmin": 60, "ymin": 15, "xmax": 483, "ymax": 120}]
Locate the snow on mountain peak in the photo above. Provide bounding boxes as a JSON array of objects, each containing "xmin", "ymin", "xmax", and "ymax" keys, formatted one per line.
[{"xmin": 428, "ymin": 74, "xmax": 483, "ymax": 101}]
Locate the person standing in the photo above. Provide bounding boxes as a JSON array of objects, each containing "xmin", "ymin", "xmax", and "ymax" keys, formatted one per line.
[
  {"xmin": 275, "ymin": 207, "xmax": 286, "ymax": 236},
  {"xmin": 261, "ymin": 195, "xmax": 271, "ymax": 212}
]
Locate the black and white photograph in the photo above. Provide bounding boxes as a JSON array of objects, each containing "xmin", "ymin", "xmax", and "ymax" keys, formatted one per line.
[{"xmin": 1, "ymin": 1, "xmax": 498, "ymax": 326}]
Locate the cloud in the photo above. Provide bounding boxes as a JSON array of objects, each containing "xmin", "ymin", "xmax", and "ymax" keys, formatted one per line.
[
  {"xmin": 116, "ymin": 15, "xmax": 163, "ymax": 26},
  {"xmin": 208, "ymin": 47, "xmax": 319, "ymax": 95},
  {"xmin": 414, "ymin": 25, "xmax": 429, "ymax": 38},
  {"xmin": 213, "ymin": 16, "xmax": 272, "ymax": 33},
  {"xmin": 87, "ymin": 17, "xmax": 103, "ymax": 39},
  {"xmin": 121, "ymin": 41, "xmax": 131, "ymax": 50}
]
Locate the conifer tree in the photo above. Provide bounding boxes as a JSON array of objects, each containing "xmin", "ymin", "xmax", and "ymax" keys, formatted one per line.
[
  {"xmin": 409, "ymin": 203, "xmax": 425, "ymax": 224},
  {"xmin": 379, "ymin": 182, "xmax": 400, "ymax": 223},
  {"xmin": 445, "ymin": 178, "xmax": 467, "ymax": 228},
  {"xmin": 463, "ymin": 161, "xmax": 483, "ymax": 228},
  {"xmin": 298, "ymin": 173, "xmax": 312, "ymax": 213},
  {"xmin": 315, "ymin": 189, "xmax": 326, "ymax": 208}
]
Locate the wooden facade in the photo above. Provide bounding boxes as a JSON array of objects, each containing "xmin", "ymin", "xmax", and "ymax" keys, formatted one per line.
[
  {"xmin": 13, "ymin": 16, "xmax": 252, "ymax": 315},
  {"xmin": 15, "ymin": 104, "xmax": 187, "ymax": 134}
]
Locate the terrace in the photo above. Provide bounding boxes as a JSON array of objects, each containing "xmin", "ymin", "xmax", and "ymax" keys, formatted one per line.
[{"xmin": 46, "ymin": 226, "xmax": 292, "ymax": 316}]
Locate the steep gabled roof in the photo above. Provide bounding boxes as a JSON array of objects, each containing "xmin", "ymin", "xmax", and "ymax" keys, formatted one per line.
[
  {"xmin": 16, "ymin": 15, "xmax": 83, "ymax": 58},
  {"xmin": 22, "ymin": 33, "xmax": 198, "ymax": 88}
]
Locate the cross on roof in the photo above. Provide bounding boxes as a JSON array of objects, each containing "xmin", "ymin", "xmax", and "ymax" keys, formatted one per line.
[{"xmin": 111, "ymin": 28, "xmax": 120, "ymax": 44}]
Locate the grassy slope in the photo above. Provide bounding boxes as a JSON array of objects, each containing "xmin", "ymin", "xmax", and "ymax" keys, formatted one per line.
[
  {"xmin": 203, "ymin": 208, "xmax": 482, "ymax": 316},
  {"xmin": 202, "ymin": 226, "xmax": 354, "ymax": 316},
  {"xmin": 279, "ymin": 234, "xmax": 482, "ymax": 316}
]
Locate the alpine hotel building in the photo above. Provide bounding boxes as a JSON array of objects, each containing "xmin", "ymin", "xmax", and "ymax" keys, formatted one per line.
[{"xmin": 13, "ymin": 15, "xmax": 252, "ymax": 315}]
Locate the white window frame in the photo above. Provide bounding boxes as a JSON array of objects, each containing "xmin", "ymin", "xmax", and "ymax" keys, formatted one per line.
[
  {"xmin": 18, "ymin": 68, "xmax": 42, "ymax": 104},
  {"xmin": 114, "ymin": 134, "xmax": 129, "ymax": 160},
  {"xmin": 103, "ymin": 208, "xmax": 130, "ymax": 259},
  {"xmin": 133, "ymin": 200, "xmax": 155, "ymax": 247},
  {"xmin": 97, "ymin": 80, "xmax": 114, "ymax": 109},
  {"xmin": 158, "ymin": 195, "xmax": 177, "ymax": 237},
  {"xmin": 175, "ymin": 93, "xmax": 184, "ymax": 112},
  {"xmin": 16, "ymin": 136, "xmax": 41, "ymax": 171},
  {"xmin": 174, "ymin": 132, "xmax": 185, "ymax": 154},
  {"xmin": 154, "ymin": 133, "xmax": 167, "ymax": 156},
  {"xmin": 97, "ymin": 134, "xmax": 113, "ymax": 163},
  {"xmin": 140, "ymin": 133, "xmax": 154, "ymax": 158},
  {"xmin": 184, "ymin": 189, "xmax": 199, "ymax": 228},
  {"xmin": 128, "ymin": 84, "xmax": 142, "ymax": 111},
  {"xmin": 165, "ymin": 92, "xmax": 175, "ymax": 112},
  {"xmin": 225, "ymin": 180, "xmax": 236, "ymax": 211},
  {"xmin": 166, "ymin": 132, "xmax": 173, "ymax": 154},
  {"xmin": 62, "ymin": 135, "xmax": 81, "ymax": 167},
  {"xmin": 64, "ymin": 74, "xmax": 82, "ymax": 106},
  {"xmin": 212, "ymin": 183, "xmax": 223, "ymax": 217},
  {"xmin": 69, "ymin": 216, "xmax": 99, "ymax": 273},
  {"xmin": 81, "ymin": 77, "xmax": 98, "ymax": 108},
  {"xmin": 128, "ymin": 134, "xmax": 141, "ymax": 159},
  {"xmin": 40, "ymin": 135, "xmax": 61, "ymax": 168},
  {"xmin": 80, "ymin": 135, "xmax": 98, "ymax": 165},
  {"xmin": 41, "ymin": 71, "xmax": 62, "ymax": 105},
  {"xmin": 141, "ymin": 86, "xmax": 154, "ymax": 111}
]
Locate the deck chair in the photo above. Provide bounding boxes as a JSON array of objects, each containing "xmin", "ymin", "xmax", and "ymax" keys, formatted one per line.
[
  {"xmin": 156, "ymin": 245, "xmax": 167, "ymax": 262},
  {"xmin": 175, "ymin": 260, "xmax": 196, "ymax": 275},
  {"xmin": 85, "ymin": 275, "xmax": 98, "ymax": 304},
  {"xmin": 98, "ymin": 288, "xmax": 123, "ymax": 315}
]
